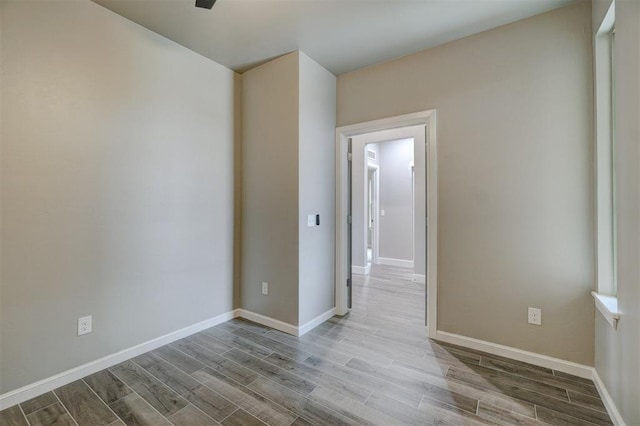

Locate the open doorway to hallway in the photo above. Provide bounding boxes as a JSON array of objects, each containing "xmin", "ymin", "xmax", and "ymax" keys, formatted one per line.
[
  {"xmin": 335, "ymin": 110, "xmax": 438, "ymax": 336},
  {"xmin": 350, "ymin": 131, "xmax": 425, "ymax": 329}
]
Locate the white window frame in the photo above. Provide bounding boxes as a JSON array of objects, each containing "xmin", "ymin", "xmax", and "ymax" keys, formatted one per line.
[{"xmin": 592, "ymin": 0, "xmax": 619, "ymax": 329}]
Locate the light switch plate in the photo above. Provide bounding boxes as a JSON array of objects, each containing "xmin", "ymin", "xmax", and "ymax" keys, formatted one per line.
[{"xmin": 307, "ymin": 215, "xmax": 315, "ymax": 227}]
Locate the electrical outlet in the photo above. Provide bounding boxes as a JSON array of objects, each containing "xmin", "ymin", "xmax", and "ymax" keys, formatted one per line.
[
  {"xmin": 261, "ymin": 282, "xmax": 268, "ymax": 295},
  {"xmin": 78, "ymin": 315, "xmax": 92, "ymax": 336},
  {"xmin": 528, "ymin": 307, "xmax": 541, "ymax": 326}
]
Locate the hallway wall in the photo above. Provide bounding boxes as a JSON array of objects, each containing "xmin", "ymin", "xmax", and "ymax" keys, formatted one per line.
[{"xmin": 378, "ymin": 139, "xmax": 414, "ymax": 263}]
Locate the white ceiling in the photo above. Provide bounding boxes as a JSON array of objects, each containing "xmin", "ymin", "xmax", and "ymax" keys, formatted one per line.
[{"xmin": 92, "ymin": 0, "xmax": 577, "ymax": 75}]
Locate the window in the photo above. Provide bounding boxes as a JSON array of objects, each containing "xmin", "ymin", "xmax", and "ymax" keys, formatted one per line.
[{"xmin": 593, "ymin": 1, "xmax": 619, "ymax": 328}]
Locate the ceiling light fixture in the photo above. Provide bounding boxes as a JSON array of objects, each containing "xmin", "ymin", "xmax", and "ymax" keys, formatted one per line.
[{"xmin": 195, "ymin": 0, "xmax": 216, "ymax": 10}]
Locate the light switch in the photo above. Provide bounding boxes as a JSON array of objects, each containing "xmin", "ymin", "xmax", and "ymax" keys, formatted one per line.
[{"xmin": 381, "ymin": 210, "xmax": 385, "ymax": 216}]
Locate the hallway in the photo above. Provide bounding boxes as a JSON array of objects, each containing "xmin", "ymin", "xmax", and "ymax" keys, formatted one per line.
[{"xmin": 351, "ymin": 264, "xmax": 426, "ymax": 332}]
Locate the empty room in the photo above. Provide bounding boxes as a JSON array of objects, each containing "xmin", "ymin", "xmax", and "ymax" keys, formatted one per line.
[{"xmin": 0, "ymin": 0, "xmax": 638, "ymax": 425}]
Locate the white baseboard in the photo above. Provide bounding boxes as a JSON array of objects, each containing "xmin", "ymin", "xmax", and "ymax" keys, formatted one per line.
[
  {"xmin": 298, "ymin": 308, "xmax": 337, "ymax": 336},
  {"xmin": 434, "ymin": 330, "xmax": 593, "ymax": 378},
  {"xmin": 235, "ymin": 309, "xmax": 298, "ymax": 336},
  {"xmin": 592, "ymin": 369, "xmax": 626, "ymax": 426},
  {"xmin": 2, "ymin": 309, "xmax": 624, "ymax": 424},
  {"xmin": 436, "ymin": 330, "xmax": 626, "ymax": 424},
  {"xmin": 236, "ymin": 308, "xmax": 335, "ymax": 337},
  {"xmin": 378, "ymin": 257, "xmax": 413, "ymax": 268},
  {"xmin": 0, "ymin": 310, "xmax": 236, "ymax": 410},
  {"xmin": 413, "ymin": 274, "xmax": 426, "ymax": 284},
  {"xmin": 0, "ymin": 306, "xmax": 338, "ymax": 411},
  {"xmin": 352, "ymin": 264, "xmax": 371, "ymax": 275}
]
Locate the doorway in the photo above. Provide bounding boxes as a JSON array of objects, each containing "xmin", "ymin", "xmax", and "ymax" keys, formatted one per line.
[
  {"xmin": 335, "ymin": 110, "xmax": 438, "ymax": 336},
  {"xmin": 358, "ymin": 138, "xmax": 415, "ymax": 273},
  {"xmin": 366, "ymin": 165, "xmax": 379, "ymax": 267}
]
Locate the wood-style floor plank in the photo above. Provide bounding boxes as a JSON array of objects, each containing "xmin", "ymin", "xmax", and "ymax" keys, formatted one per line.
[
  {"xmin": 54, "ymin": 379, "xmax": 117, "ymax": 425},
  {"xmin": 535, "ymin": 405, "xmax": 602, "ymax": 426},
  {"xmin": 231, "ymin": 328, "xmax": 312, "ymax": 362},
  {"xmin": 183, "ymin": 333, "xmax": 234, "ymax": 355},
  {"xmin": 220, "ymin": 408, "xmax": 266, "ymax": 426},
  {"xmin": 228, "ymin": 318, "xmax": 271, "ymax": 335},
  {"xmin": 192, "ymin": 367, "xmax": 298, "ymax": 426},
  {"xmin": 153, "ymin": 345, "xmax": 206, "ymax": 374},
  {"xmin": 84, "ymin": 370, "xmax": 133, "ymax": 405},
  {"xmin": 567, "ymin": 390, "xmax": 607, "ymax": 413},
  {"xmin": 202, "ymin": 328, "xmax": 273, "ymax": 358},
  {"xmin": 289, "ymin": 416, "xmax": 315, "ymax": 426},
  {"xmin": 26, "ymin": 402, "xmax": 75, "ymax": 426},
  {"xmin": 184, "ymin": 385, "xmax": 237, "ymax": 422},
  {"xmin": 302, "ymin": 332, "xmax": 394, "ymax": 367},
  {"xmin": 222, "ymin": 348, "xmax": 317, "ymax": 396},
  {"xmin": 308, "ymin": 386, "xmax": 401, "ymax": 426},
  {"xmin": 476, "ymin": 402, "xmax": 539, "ymax": 426},
  {"xmin": 20, "ymin": 392, "xmax": 58, "ymax": 415},
  {"xmin": 263, "ymin": 352, "xmax": 372, "ymax": 403},
  {"xmin": 479, "ymin": 356, "xmax": 599, "ymax": 398},
  {"xmin": 0, "ymin": 406, "xmax": 28, "ymax": 426},
  {"xmin": 303, "ymin": 354, "xmax": 424, "ymax": 408},
  {"xmin": 171, "ymin": 340, "xmax": 259, "ymax": 385},
  {"xmin": 167, "ymin": 404, "xmax": 218, "ymax": 426},
  {"xmin": 247, "ymin": 376, "xmax": 357, "ymax": 426},
  {"xmin": 447, "ymin": 363, "xmax": 571, "ymax": 401},
  {"xmin": 142, "ymin": 359, "xmax": 202, "ymax": 397},
  {"xmin": 418, "ymin": 396, "xmax": 491, "ymax": 426},
  {"xmin": 110, "ymin": 360, "xmax": 188, "ymax": 417},
  {"xmin": 264, "ymin": 329, "xmax": 353, "ymax": 365},
  {"xmin": 109, "ymin": 393, "xmax": 172, "ymax": 426},
  {"xmin": 364, "ymin": 392, "xmax": 443, "ymax": 425}
]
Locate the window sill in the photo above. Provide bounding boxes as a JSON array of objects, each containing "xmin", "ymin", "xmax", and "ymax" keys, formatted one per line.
[{"xmin": 591, "ymin": 291, "xmax": 620, "ymax": 329}]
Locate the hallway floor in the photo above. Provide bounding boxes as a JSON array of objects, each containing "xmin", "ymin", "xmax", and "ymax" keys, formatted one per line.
[{"xmin": 0, "ymin": 265, "xmax": 611, "ymax": 425}]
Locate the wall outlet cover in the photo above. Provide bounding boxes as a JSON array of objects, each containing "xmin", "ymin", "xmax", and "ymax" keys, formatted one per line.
[
  {"xmin": 527, "ymin": 307, "xmax": 542, "ymax": 326},
  {"xmin": 78, "ymin": 315, "xmax": 92, "ymax": 336},
  {"xmin": 261, "ymin": 282, "xmax": 268, "ymax": 295}
]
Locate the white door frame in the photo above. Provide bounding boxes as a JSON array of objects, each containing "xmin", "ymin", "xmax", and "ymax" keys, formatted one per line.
[
  {"xmin": 335, "ymin": 110, "xmax": 438, "ymax": 337},
  {"xmin": 366, "ymin": 163, "xmax": 380, "ymax": 266}
]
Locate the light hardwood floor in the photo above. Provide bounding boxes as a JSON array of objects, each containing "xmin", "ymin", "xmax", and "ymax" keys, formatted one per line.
[{"xmin": 0, "ymin": 264, "xmax": 612, "ymax": 425}]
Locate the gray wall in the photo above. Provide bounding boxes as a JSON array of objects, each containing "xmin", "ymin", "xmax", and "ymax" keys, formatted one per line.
[
  {"xmin": 298, "ymin": 52, "xmax": 337, "ymax": 325},
  {"xmin": 0, "ymin": 0, "xmax": 237, "ymax": 393},
  {"xmin": 241, "ymin": 52, "xmax": 299, "ymax": 325},
  {"xmin": 379, "ymin": 139, "xmax": 414, "ymax": 262},
  {"xmin": 338, "ymin": 2, "xmax": 595, "ymax": 364},
  {"xmin": 593, "ymin": 0, "xmax": 640, "ymax": 424},
  {"xmin": 241, "ymin": 51, "xmax": 336, "ymax": 326}
]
